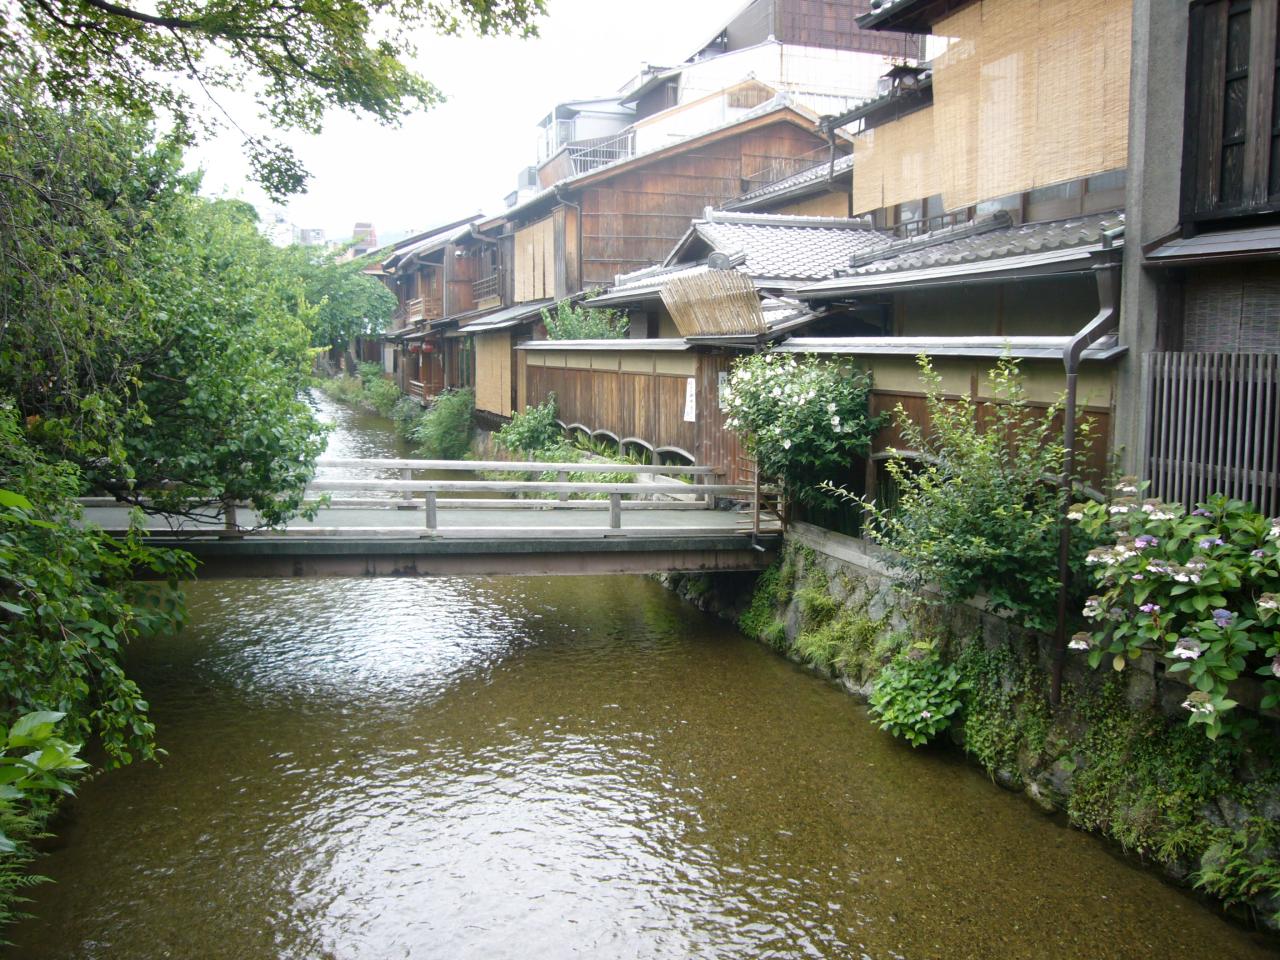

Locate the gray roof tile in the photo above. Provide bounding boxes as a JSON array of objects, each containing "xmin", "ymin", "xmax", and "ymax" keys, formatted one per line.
[
  {"xmin": 845, "ymin": 210, "xmax": 1125, "ymax": 276},
  {"xmin": 682, "ymin": 210, "xmax": 890, "ymax": 282}
]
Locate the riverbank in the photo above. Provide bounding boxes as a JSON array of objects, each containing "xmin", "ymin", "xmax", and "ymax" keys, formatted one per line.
[{"xmin": 661, "ymin": 525, "xmax": 1280, "ymax": 936}]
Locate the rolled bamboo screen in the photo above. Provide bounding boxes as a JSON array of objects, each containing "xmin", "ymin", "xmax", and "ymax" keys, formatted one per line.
[
  {"xmin": 849, "ymin": 0, "xmax": 1132, "ymax": 217},
  {"xmin": 852, "ymin": 107, "xmax": 940, "ymax": 215},
  {"xmin": 930, "ymin": 0, "xmax": 1131, "ymax": 210},
  {"xmin": 661, "ymin": 271, "xmax": 766, "ymax": 336}
]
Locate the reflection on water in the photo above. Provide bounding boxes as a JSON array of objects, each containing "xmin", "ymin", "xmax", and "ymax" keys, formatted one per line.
[
  {"xmin": 8, "ymin": 576, "xmax": 1277, "ymax": 960},
  {"xmin": 7, "ymin": 391, "xmax": 1276, "ymax": 960}
]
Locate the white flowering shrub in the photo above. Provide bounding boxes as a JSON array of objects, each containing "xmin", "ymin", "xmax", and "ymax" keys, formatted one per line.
[
  {"xmin": 1071, "ymin": 483, "xmax": 1280, "ymax": 739},
  {"xmin": 721, "ymin": 353, "xmax": 880, "ymax": 505}
]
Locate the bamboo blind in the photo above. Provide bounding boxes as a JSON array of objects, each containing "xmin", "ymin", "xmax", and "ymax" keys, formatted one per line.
[
  {"xmin": 852, "ymin": 107, "xmax": 940, "ymax": 215},
  {"xmin": 514, "ymin": 217, "xmax": 555, "ymax": 303},
  {"xmin": 930, "ymin": 0, "xmax": 1131, "ymax": 210},
  {"xmin": 661, "ymin": 271, "xmax": 766, "ymax": 336},
  {"xmin": 1145, "ymin": 352, "xmax": 1280, "ymax": 516}
]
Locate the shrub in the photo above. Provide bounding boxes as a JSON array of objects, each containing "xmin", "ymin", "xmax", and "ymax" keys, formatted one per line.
[
  {"xmin": 542, "ymin": 299, "xmax": 628, "ymax": 340},
  {"xmin": 356, "ymin": 361, "xmax": 384, "ymax": 386},
  {"xmin": 722, "ymin": 353, "xmax": 881, "ymax": 506},
  {"xmin": 495, "ymin": 395, "xmax": 563, "ymax": 455},
  {"xmin": 410, "ymin": 389, "xmax": 474, "ymax": 460},
  {"xmin": 868, "ymin": 641, "xmax": 966, "ymax": 747},
  {"xmin": 363, "ymin": 375, "xmax": 402, "ymax": 417},
  {"xmin": 846, "ymin": 356, "xmax": 1095, "ymax": 633},
  {"xmin": 1071, "ymin": 483, "xmax": 1280, "ymax": 739}
]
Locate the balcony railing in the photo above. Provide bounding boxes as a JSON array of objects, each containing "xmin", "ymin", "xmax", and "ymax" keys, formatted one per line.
[
  {"xmin": 406, "ymin": 296, "xmax": 445, "ymax": 322},
  {"xmin": 472, "ymin": 273, "xmax": 501, "ymax": 301},
  {"xmin": 1145, "ymin": 352, "xmax": 1280, "ymax": 516},
  {"xmin": 566, "ymin": 129, "xmax": 635, "ymax": 176}
]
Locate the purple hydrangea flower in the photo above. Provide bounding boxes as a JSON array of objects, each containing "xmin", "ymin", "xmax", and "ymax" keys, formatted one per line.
[
  {"xmin": 1134, "ymin": 534, "xmax": 1159, "ymax": 549},
  {"xmin": 1139, "ymin": 602, "xmax": 1160, "ymax": 614},
  {"xmin": 1211, "ymin": 608, "xmax": 1233, "ymax": 627},
  {"xmin": 1198, "ymin": 537, "xmax": 1226, "ymax": 549},
  {"xmin": 1191, "ymin": 508, "xmax": 1213, "ymax": 517}
]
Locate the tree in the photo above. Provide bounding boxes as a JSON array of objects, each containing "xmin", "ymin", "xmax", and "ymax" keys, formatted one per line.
[
  {"xmin": 1, "ymin": 73, "xmax": 330, "ymax": 522},
  {"xmin": 285, "ymin": 245, "xmax": 397, "ymax": 350},
  {"xmin": 8, "ymin": 0, "xmax": 546, "ymax": 196}
]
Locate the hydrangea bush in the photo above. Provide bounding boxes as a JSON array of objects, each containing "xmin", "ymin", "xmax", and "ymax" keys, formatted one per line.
[
  {"xmin": 1071, "ymin": 481, "xmax": 1280, "ymax": 739},
  {"xmin": 721, "ymin": 353, "xmax": 880, "ymax": 505},
  {"xmin": 868, "ymin": 641, "xmax": 966, "ymax": 747}
]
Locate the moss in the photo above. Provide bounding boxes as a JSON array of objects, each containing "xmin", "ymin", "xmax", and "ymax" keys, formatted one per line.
[{"xmin": 738, "ymin": 563, "xmax": 785, "ymax": 640}]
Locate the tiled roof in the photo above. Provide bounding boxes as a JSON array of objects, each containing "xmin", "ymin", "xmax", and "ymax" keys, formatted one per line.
[
  {"xmin": 726, "ymin": 154, "xmax": 854, "ymax": 209},
  {"xmin": 844, "ymin": 211, "xmax": 1125, "ymax": 276},
  {"xmin": 674, "ymin": 209, "xmax": 890, "ymax": 283},
  {"xmin": 458, "ymin": 299, "xmax": 556, "ymax": 334}
]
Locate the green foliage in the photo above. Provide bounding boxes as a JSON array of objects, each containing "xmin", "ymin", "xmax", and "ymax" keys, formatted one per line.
[
  {"xmin": 363, "ymin": 376, "xmax": 403, "ymax": 418},
  {"xmin": 1072, "ymin": 484, "xmax": 1280, "ymax": 739},
  {"xmin": 955, "ymin": 642, "xmax": 1050, "ymax": 776},
  {"xmin": 409, "ymin": 389, "xmax": 474, "ymax": 459},
  {"xmin": 283, "ymin": 247, "xmax": 396, "ymax": 349},
  {"xmin": 1194, "ymin": 819, "xmax": 1280, "ymax": 924},
  {"xmin": 541, "ymin": 300, "xmax": 628, "ymax": 340},
  {"xmin": 868, "ymin": 641, "xmax": 966, "ymax": 747},
  {"xmin": 853, "ymin": 356, "xmax": 1094, "ymax": 633},
  {"xmin": 0, "ymin": 712, "xmax": 87, "ymax": 932},
  {"xmin": 723, "ymin": 353, "xmax": 881, "ymax": 506},
  {"xmin": 0, "ymin": 420, "xmax": 192, "ymax": 766},
  {"xmin": 1, "ymin": 83, "xmax": 329, "ymax": 526},
  {"xmin": 793, "ymin": 610, "xmax": 885, "ymax": 680},
  {"xmin": 495, "ymin": 395, "xmax": 564, "ymax": 455},
  {"xmin": 9, "ymin": 0, "xmax": 545, "ymax": 197},
  {"xmin": 738, "ymin": 561, "xmax": 793, "ymax": 640}
]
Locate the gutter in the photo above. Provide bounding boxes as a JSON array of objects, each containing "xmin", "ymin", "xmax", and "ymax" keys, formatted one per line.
[{"xmin": 1051, "ymin": 234, "xmax": 1123, "ymax": 706}]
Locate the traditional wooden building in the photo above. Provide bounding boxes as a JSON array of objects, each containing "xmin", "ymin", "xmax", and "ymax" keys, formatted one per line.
[
  {"xmin": 464, "ymin": 96, "xmax": 845, "ymax": 420},
  {"xmin": 1117, "ymin": 0, "xmax": 1280, "ymax": 515}
]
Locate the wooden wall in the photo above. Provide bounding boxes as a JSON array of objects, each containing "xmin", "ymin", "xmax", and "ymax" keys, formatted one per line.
[
  {"xmin": 578, "ymin": 121, "xmax": 829, "ymax": 286},
  {"xmin": 778, "ymin": 0, "xmax": 924, "ymax": 57},
  {"xmin": 523, "ymin": 348, "xmax": 749, "ymax": 481}
]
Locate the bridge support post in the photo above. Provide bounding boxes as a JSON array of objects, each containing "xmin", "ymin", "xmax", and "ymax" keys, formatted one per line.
[
  {"xmin": 557, "ymin": 471, "xmax": 569, "ymax": 503},
  {"xmin": 224, "ymin": 499, "xmax": 237, "ymax": 532},
  {"xmin": 609, "ymin": 493, "xmax": 622, "ymax": 529},
  {"xmin": 401, "ymin": 468, "xmax": 413, "ymax": 501},
  {"xmin": 424, "ymin": 492, "xmax": 438, "ymax": 531}
]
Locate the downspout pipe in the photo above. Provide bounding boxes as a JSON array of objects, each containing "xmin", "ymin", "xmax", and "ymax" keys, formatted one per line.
[{"xmin": 1051, "ymin": 247, "xmax": 1122, "ymax": 706}]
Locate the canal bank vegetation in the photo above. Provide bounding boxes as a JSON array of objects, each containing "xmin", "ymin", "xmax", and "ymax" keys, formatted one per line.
[
  {"xmin": 316, "ymin": 368, "xmax": 477, "ymax": 459},
  {"xmin": 717, "ymin": 358, "xmax": 1280, "ymax": 930}
]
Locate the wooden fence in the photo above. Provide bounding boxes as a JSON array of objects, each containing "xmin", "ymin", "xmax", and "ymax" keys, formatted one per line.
[{"xmin": 1145, "ymin": 352, "xmax": 1280, "ymax": 516}]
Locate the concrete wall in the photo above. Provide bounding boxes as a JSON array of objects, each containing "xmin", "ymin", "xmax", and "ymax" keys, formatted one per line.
[{"xmin": 1115, "ymin": 0, "xmax": 1189, "ymax": 473}]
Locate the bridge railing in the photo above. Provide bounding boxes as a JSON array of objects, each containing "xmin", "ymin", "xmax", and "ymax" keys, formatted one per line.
[{"xmin": 310, "ymin": 457, "xmax": 745, "ymax": 531}]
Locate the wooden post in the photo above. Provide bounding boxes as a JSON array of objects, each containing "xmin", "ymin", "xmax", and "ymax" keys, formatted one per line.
[
  {"xmin": 557, "ymin": 470, "xmax": 569, "ymax": 503},
  {"xmin": 609, "ymin": 493, "xmax": 622, "ymax": 529},
  {"xmin": 424, "ymin": 492, "xmax": 438, "ymax": 531},
  {"xmin": 401, "ymin": 468, "xmax": 413, "ymax": 501},
  {"xmin": 224, "ymin": 498, "xmax": 237, "ymax": 532}
]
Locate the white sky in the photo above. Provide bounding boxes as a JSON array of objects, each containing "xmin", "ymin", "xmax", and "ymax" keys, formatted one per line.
[{"xmin": 190, "ymin": 0, "xmax": 746, "ymax": 244}]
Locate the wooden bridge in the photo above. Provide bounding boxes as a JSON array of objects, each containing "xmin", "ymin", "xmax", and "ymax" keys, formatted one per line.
[{"xmin": 79, "ymin": 458, "xmax": 782, "ymax": 578}]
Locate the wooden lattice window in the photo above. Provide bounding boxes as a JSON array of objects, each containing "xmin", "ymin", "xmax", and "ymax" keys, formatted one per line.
[{"xmin": 1184, "ymin": 0, "xmax": 1280, "ymax": 222}]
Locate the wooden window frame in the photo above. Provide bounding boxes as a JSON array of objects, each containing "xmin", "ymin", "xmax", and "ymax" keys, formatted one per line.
[{"xmin": 1182, "ymin": 0, "xmax": 1280, "ymax": 225}]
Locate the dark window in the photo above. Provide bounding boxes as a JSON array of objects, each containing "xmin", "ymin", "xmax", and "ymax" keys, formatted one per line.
[{"xmin": 1184, "ymin": 0, "xmax": 1280, "ymax": 223}]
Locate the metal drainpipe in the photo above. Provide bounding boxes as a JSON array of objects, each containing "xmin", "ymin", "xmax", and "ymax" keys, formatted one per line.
[{"xmin": 1051, "ymin": 247, "xmax": 1122, "ymax": 706}]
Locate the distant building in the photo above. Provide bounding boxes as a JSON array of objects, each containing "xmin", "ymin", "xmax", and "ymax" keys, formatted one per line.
[{"xmin": 298, "ymin": 227, "xmax": 327, "ymax": 247}]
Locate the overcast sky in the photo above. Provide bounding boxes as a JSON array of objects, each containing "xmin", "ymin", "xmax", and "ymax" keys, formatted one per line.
[{"xmin": 190, "ymin": 0, "xmax": 745, "ymax": 244}]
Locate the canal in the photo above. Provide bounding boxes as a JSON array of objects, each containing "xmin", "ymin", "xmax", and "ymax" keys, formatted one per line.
[{"xmin": 8, "ymin": 394, "xmax": 1277, "ymax": 959}]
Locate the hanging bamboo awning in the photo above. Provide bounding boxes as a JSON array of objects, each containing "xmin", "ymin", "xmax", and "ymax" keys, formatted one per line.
[{"xmin": 660, "ymin": 269, "xmax": 766, "ymax": 337}]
